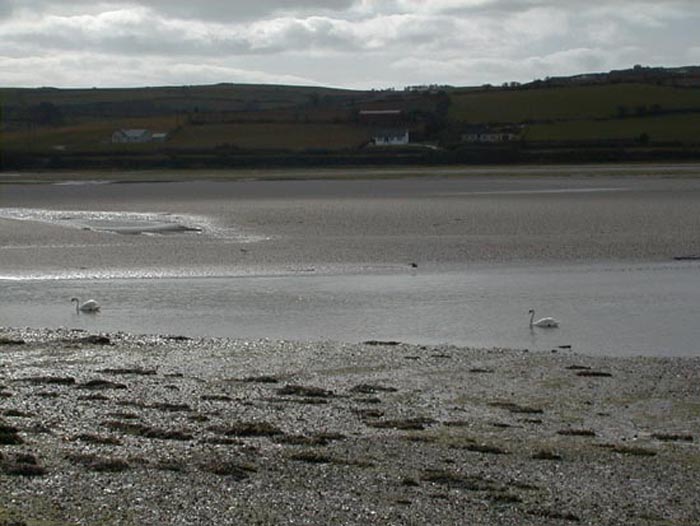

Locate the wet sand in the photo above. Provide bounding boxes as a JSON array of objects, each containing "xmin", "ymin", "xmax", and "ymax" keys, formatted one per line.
[
  {"xmin": 2, "ymin": 168, "xmax": 700, "ymax": 279},
  {"xmin": 1, "ymin": 328, "xmax": 699, "ymax": 525}
]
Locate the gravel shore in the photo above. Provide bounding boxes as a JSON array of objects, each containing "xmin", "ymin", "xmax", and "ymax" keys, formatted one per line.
[{"xmin": 1, "ymin": 327, "xmax": 699, "ymax": 525}]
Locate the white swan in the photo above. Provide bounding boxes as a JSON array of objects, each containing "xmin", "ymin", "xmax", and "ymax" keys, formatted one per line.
[
  {"xmin": 529, "ymin": 309, "xmax": 558, "ymax": 328},
  {"xmin": 71, "ymin": 297, "xmax": 100, "ymax": 313}
]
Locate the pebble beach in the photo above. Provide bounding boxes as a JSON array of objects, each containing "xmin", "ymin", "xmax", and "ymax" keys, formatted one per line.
[{"xmin": 1, "ymin": 327, "xmax": 699, "ymax": 525}]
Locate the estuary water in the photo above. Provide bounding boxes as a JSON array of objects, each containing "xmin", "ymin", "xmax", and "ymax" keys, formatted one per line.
[
  {"xmin": 1, "ymin": 261, "xmax": 699, "ymax": 356},
  {"xmin": 2, "ymin": 166, "xmax": 700, "ymax": 356}
]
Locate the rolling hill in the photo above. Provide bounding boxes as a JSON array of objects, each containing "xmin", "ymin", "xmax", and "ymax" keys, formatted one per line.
[{"xmin": 2, "ymin": 66, "xmax": 700, "ymax": 169}]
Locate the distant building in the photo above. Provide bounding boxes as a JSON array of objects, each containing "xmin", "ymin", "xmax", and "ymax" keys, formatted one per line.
[
  {"xmin": 372, "ymin": 129, "xmax": 410, "ymax": 146},
  {"xmin": 461, "ymin": 126, "xmax": 519, "ymax": 143},
  {"xmin": 111, "ymin": 129, "xmax": 154, "ymax": 143}
]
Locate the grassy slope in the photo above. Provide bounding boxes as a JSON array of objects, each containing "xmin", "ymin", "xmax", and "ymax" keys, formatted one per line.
[
  {"xmin": 3, "ymin": 82, "xmax": 700, "ymax": 152},
  {"xmin": 1, "ymin": 116, "xmax": 179, "ymax": 151},
  {"xmin": 1, "ymin": 120, "xmax": 371, "ymax": 152},
  {"xmin": 449, "ymin": 83, "xmax": 700, "ymax": 123},
  {"xmin": 170, "ymin": 123, "xmax": 371, "ymax": 151},
  {"xmin": 0, "ymin": 84, "xmax": 379, "ymax": 152},
  {"xmin": 0, "ymin": 84, "xmax": 363, "ymax": 113},
  {"xmin": 525, "ymin": 113, "xmax": 700, "ymax": 142}
]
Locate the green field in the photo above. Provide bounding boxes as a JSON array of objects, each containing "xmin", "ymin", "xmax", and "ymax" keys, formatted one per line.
[
  {"xmin": 0, "ymin": 116, "xmax": 179, "ymax": 152},
  {"xmin": 449, "ymin": 83, "xmax": 700, "ymax": 123},
  {"xmin": 0, "ymin": 117, "xmax": 374, "ymax": 152},
  {"xmin": 169, "ymin": 122, "xmax": 372, "ymax": 150},
  {"xmin": 525, "ymin": 112, "xmax": 700, "ymax": 142}
]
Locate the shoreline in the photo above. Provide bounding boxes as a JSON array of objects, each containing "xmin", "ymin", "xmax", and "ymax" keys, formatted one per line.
[
  {"xmin": 1, "ymin": 327, "xmax": 698, "ymax": 525},
  {"xmin": 2, "ymin": 161, "xmax": 700, "ymax": 185}
]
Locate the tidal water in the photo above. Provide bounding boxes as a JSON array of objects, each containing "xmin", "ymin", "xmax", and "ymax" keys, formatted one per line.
[
  {"xmin": 1, "ymin": 261, "xmax": 699, "ymax": 357},
  {"xmin": 2, "ymin": 167, "xmax": 700, "ymax": 356}
]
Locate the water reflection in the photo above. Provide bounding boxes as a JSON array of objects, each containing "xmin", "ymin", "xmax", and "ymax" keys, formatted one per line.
[{"xmin": 1, "ymin": 261, "xmax": 698, "ymax": 357}]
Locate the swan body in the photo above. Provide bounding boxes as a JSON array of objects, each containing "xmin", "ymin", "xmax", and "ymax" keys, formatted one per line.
[
  {"xmin": 529, "ymin": 309, "xmax": 558, "ymax": 328},
  {"xmin": 71, "ymin": 297, "xmax": 100, "ymax": 313}
]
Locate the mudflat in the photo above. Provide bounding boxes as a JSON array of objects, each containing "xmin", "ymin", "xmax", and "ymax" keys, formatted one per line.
[
  {"xmin": 1, "ymin": 328, "xmax": 698, "ymax": 525},
  {"xmin": 3, "ymin": 166, "xmax": 700, "ymax": 280}
]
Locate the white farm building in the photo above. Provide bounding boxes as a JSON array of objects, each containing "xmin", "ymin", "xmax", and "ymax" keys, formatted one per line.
[
  {"xmin": 111, "ymin": 129, "xmax": 168, "ymax": 144},
  {"xmin": 372, "ymin": 129, "xmax": 410, "ymax": 146}
]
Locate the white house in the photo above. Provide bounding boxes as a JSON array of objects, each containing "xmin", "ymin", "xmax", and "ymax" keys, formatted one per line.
[
  {"xmin": 372, "ymin": 129, "xmax": 410, "ymax": 146},
  {"xmin": 111, "ymin": 129, "xmax": 154, "ymax": 144}
]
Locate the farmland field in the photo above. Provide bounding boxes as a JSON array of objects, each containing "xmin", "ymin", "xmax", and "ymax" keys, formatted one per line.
[
  {"xmin": 525, "ymin": 112, "xmax": 700, "ymax": 142},
  {"xmin": 449, "ymin": 83, "xmax": 700, "ymax": 123},
  {"xmin": 3, "ymin": 78, "xmax": 700, "ymax": 163},
  {"xmin": 168, "ymin": 122, "xmax": 372, "ymax": 150}
]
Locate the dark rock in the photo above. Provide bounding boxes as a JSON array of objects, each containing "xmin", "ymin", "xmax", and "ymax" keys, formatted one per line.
[
  {"xmin": 239, "ymin": 375, "xmax": 280, "ymax": 384},
  {"xmin": 557, "ymin": 429, "xmax": 596, "ymax": 437},
  {"xmin": 362, "ymin": 340, "xmax": 403, "ymax": 346},
  {"xmin": 201, "ymin": 394, "xmax": 234, "ymax": 402},
  {"xmin": 0, "ymin": 423, "xmax": 23, "ymax": 445},
  {"xmin": 421, "ymin": 470, "xmax": 501, "ymax": 492},
  {"xmin": 463, "ymin": 443, "xmax": 509, "ymax": 455},
  {"xmin": 528, "ymin": 509, "xmax": 580, "ymax": 522},
  {"xmin": 532, "ymin": 450, "xmax": 562, "ymax": 460},
  {"xmin": 210, "ymin": 422, "xmax": 283, "ymax": 437},
  {"xmin": 67, "ymin": 453, "xmax": 130, "ymax": 472},
  {"xmin": 353, "ymin": 396, "xmax": 382, "ymax": 404},
  {"xmin": 2, "ymin": 461, "xmax": 47, "ymax": 477},
  {"xmin": 165, "ymin": 335, "xmax": 192, "ymax": 341},
  {"xmin": 276, "ymin": 384, "xmax": 335, "ymax": 398},
  {"xmin": 18, "ymin": 376, "xmax": 76, "ymax": 386},
  {"xmin": 72, "ymin": 433, "xmax": 122, "ymax": 445},
  {"xmin": 349, "ymin": 383, "xmax": 398, "ymax": 394},
  {"xmin": 77, "ymin": 335, "xmax": 112, "ymax": 345},
  {"xmin": 366, "ymin": 417, "xmax": 436, "ymax": 431},
  {"xmin": 98, "ymin": 367, "xmax": 156, "ymax": 376},
  {"xmin": 1, "ymin": 409, "xmax": 33, "ymax": 418},
  {"xmin": 151, "ymin": 403, "xmax": 191, "ymax": 412},
  {"xmin": 289, "ymin": 451, "xmax": 333, "ymax": 464},
  {"xmin": 79, "ymin": 379, "xmax": 127, "ymax": 390},
  {"xmin": 490, "ymin": 402, "xmax": 543, "ymax": 414},
  {"xmin": 489, "ymin": 493, "xmax": 522, "ymax": 504},
  {"xmin": 652, "ymin": 433, "xmax": 693, "ymax": 442},
  {"xmin": 0, "ymin": 337, "xmax": 25, "ymax": 345},
  {"xmin": 354, "ymin": 409, "xmax": 384, "ymax": 419}
]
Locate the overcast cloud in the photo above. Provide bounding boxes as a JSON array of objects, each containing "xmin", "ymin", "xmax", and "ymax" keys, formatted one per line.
[{"xmin": 0, "ymin": 0, "xmax": 697, "ymax": 88}]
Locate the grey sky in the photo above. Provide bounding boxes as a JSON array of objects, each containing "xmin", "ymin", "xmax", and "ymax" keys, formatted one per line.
[{"xmin": 0, "ymin": 0, "xmax": 698, "ymax": 88}]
